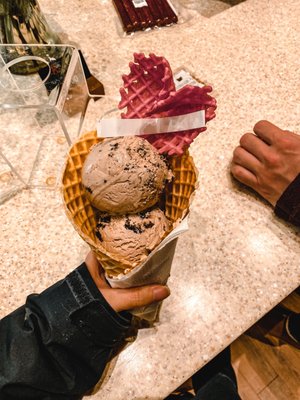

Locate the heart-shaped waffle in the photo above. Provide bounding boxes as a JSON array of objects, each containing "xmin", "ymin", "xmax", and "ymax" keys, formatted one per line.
[{"xmin": 119, "ymin": 53, "xmax": 217, "ymax": 156}]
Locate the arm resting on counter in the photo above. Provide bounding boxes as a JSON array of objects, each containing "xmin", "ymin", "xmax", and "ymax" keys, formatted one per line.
[
  {"xmin": 231, "ymin": 120, "xmax": 300, "ymax": 227},
  {"xmin": 0, "ymin": 263, "xmax": 131, "ymax": 399},
  {"xmin": 275, "ymin": 174, "xmax": 300, "ymax": 227}
]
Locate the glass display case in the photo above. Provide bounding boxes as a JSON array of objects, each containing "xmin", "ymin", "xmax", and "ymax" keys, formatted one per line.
[{"xmin": 0, "ymin": 44, "xmax": 91, "ymax": 202}]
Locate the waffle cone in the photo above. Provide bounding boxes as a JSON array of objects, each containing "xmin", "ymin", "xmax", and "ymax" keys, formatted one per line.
[{"xmin": 61, "ymin": 131, "xmax": 198, "ymax": 277}]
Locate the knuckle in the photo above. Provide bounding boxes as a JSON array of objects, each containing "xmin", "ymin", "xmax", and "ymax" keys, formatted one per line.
[
  {"xmin": 233, "ymin": 146, "xmax": 242, "ymax": 157},
  {"xmin": 131, "ymin": 290, "xmax": 143, "ymax": 306},
  {"xmin": 131, "ymin": 288, "xmax": 150, "ymax": 307},
  {"xmin": 232, "ymin": 147, "xmax": 240, "ymax": 161},
  {"xmin": 240, "ymin": 133, "xmax": 252, "ymax": 147},
  {"xmin": 264, "ymin": 152, "xmax": 280, "ymax": 166},
  {"xmin": 231, "ymin": 164, "xmax": 243, "ymax": 179},
  {"xmin": 275, "ymin": 134, "xmax": 293, "ymax": 149}
]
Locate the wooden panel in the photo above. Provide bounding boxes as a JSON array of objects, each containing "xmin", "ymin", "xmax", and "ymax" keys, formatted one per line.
[
  {"xmin": 232, "ymin": 335, "xmax": 277, "ymax": 392},
  {"xmin": 233, "ymin": 367, "xmax": 261, "ymax": 400},
  {"xmin": 259, "ymin": 375, "xmax": 299, "ymax": 400},
  {"xmin": 250, "ymin": 341, "xmax": 300, "ymax": 397},
  {"xmin": 231, "ymin": 289, "xmax": 300, "ymax": 400},
  {"xmin": 280, "ymin": 345, "xmax": 300, "ymax": 373}
]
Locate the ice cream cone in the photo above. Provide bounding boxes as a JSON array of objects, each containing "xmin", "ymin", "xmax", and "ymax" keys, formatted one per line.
[{"xmin": 61, "ymin": 130, "xmax": 197, "ymax": 278}]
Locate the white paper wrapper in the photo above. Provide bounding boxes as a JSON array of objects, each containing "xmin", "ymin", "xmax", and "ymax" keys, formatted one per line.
[
  {"xmin": 97, "ymin": 110, "xmax": 205, "ymax": 138},
  {"xmin": 106, "ymin": 217, "xmax": 189, "ymax": 322}
]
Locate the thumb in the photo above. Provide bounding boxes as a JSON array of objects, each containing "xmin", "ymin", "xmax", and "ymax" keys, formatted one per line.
[{"xmin": 108, "ymin": 285, "xmax": 170, "ymax": 312}]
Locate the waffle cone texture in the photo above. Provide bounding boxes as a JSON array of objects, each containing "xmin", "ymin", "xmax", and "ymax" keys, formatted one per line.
[{"xmin": 62, "ymin": 131, "xmax": 198, "ymax": 277}]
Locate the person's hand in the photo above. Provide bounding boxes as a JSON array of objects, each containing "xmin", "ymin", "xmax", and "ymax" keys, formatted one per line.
[
  {"xmin": 85, "ymin": 252, "xmax": 170, "ymax": 312},
  {"xmin": 231, "ymin": 120, "xmax": 300, "ymax": 206}
]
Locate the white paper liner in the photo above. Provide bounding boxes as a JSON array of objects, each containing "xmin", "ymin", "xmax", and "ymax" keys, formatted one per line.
[
  {"xmin": 97, "ymin": 110, "xmax": 205, "ymax": 138},
  {"xmin": 106, "ymin": 217, "xmax": 189, "ymax": 321}
]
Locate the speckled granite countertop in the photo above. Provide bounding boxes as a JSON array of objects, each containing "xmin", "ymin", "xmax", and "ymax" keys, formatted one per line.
[{"xmin": 1, "ymin": 0, "xmax": 300, "ymax": 398}]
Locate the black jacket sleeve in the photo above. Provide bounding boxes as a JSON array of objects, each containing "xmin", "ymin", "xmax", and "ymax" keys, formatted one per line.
[
  {"xmin": 275, "ymin": 174, "xmax": 300, "ymax": 227},
  {"xmin": 0, "ymin": 263, "xmax": 131, "ymax": 400}
]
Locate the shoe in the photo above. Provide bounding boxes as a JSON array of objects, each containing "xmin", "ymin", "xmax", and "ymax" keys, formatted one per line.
[
  {"xmin": 191, "ymin": 347, "xmax": 237, "ymax": 393},
  {"xmin": 248, "ymin": 305, "xmax": 300, "ymax": 350}
]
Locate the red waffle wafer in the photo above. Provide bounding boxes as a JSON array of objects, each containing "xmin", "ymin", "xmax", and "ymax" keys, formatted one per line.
[
  {"xmin": 119, "ymin": 53, "xmax": 175, "ymax": 118},
  {"xmin": 143, "ymin": 85, "xmax": 216, "ymax": 155},
  {"xmin": 119, "ymin": 53, "xmax": 217, "ymax": 155}
]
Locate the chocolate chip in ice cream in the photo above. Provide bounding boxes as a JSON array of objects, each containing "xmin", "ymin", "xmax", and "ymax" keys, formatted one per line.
[
  {"xmin": 137, "ymin": 146, "xmax": 148, "ymax": 157},
  {"xmin": 125, "ymin": 218, "xmax": 143, "ymax": 234},
  {"xmin": 110, "ymin": 143, "xmax": 119, "ymax": 150},
  {"xmin": 144, "ymin": 221, "xmax": 154, "ymax": 229},
  {"xmin": 95, "ymin": 231, "xmax": 103, "ymax": 242},
  {"xmin": 139, "ymin": 211, "xmax": 150, "ymax": 219}
]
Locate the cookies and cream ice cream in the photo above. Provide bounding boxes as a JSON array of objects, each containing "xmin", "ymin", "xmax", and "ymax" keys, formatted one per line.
[
  {"xmin": 82, "ymin": 136, "xmax": 172, "ymax": 214},
  {"xmin": 95, "ymin": 208, "xmax": 171, "ymax": 268}
]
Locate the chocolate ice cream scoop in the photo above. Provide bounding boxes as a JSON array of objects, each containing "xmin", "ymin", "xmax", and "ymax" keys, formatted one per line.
[
  {"xmin": 95, "ymin": 208, "xmax": 171, "ymax": 269},
  {"xmin": 82, "ymin": 136, "xmax": 172, "ymax": 214}
]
